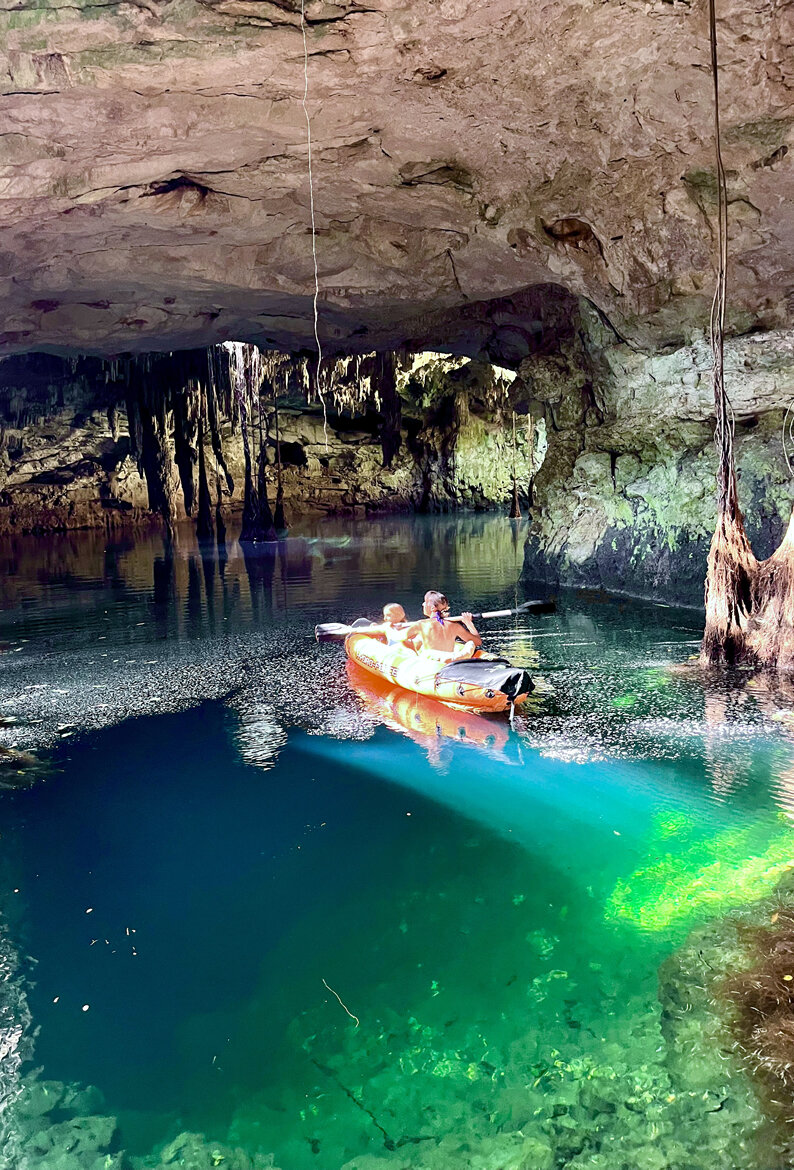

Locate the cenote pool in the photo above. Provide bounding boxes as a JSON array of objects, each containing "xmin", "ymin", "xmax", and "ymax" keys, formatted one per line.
[{"xmin": 2, "ymin": 514, "xmax": 794, "ymax": 1169}]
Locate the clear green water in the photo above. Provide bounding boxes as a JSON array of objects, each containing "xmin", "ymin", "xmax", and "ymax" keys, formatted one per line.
[{"xmin": 1, "ymin": 516, "xmax": 794, "ymax": 1169}]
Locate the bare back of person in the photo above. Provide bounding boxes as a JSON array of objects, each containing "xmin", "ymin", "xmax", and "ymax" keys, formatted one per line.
[{"xmin": 405, "ymin": 590, "xmax": 482, "ymax": 661}]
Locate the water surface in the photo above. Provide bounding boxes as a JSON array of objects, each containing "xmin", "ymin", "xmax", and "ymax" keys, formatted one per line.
[{"xmin": 1, "ymin": 515, "xmax": 794, "ymax": 1170}]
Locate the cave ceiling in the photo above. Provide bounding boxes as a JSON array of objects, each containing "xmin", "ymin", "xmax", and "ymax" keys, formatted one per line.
[{"xmin": 0, "ymin": 0, "xmax": 792, "ymax": 360}]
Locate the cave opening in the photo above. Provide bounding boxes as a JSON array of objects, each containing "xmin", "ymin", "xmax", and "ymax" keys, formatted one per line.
[{"xmin": 0, "ymin": 282, "xmax": 578, "ymax": 541}]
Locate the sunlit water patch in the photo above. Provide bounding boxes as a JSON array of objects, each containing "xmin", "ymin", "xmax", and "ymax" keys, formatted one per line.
[{"xmin": 2, "ymin": 516, "xmax": 794, "ymax": 1169}]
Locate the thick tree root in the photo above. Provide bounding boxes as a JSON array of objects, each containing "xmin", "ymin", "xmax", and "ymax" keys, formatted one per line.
[
  {"xmin": 702, "ymin": 508, "xmax": 794, "ymax": 675},
  {"xmin": 701, "ymin": 510, "xmax": 757, "ymax": 667}
]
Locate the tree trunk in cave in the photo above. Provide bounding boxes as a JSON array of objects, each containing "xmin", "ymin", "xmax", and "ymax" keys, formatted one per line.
[
  {"xmin": 701, "ymin": 482, "xmax": 757, "ymax": 666},
  {"xmin": 745, "ymin": 512, "xmax": 794, "ymax": 673}
]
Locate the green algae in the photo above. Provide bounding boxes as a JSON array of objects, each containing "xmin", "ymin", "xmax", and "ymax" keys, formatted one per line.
[{"xmin": 606, "ymin": 817, "xmax": 794, "ymax": 933}]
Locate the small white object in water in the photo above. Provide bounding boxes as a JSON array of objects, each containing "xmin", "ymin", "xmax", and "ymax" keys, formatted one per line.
[{"xmin": 82, "ymin": 1004, "xmax": 89, "ymax": 1012}]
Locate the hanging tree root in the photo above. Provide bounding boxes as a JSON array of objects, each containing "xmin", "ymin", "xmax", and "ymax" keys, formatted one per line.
[{"xmin": 701, "ymin": 506, "xmax": 757, "ymax": 668}]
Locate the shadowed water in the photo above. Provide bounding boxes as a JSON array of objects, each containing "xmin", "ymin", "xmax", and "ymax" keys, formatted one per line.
[{"xmin": 2, "ymin": 516, "xmax": 794, "ymax": 1169}]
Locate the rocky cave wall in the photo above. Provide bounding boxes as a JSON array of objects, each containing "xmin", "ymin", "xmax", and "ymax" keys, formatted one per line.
[
  {"xmin": 0, "ymin": 0, "xmax": 792, "ymax": 601},
  {"xmin": 520, "ymin": 303, "xmax": 794, "ymax": 608},
  {"xmin": 5, "ymin": 317, "xmax": 794, "ymax": 614},
  {"xmin": 0, "ymin": 351, "xmax": 537, "ymax": 534},
  {"xmin": 6, "ymin": 321, "xmax": 794, "ymax": 615}
]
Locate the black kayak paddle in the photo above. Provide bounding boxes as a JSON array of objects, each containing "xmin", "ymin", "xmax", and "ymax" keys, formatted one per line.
[{"xmin": 314, "ymin": 598, "xmax": 556, "ymax": 643}]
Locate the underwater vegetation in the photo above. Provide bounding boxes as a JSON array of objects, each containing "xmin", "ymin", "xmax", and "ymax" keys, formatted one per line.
[{"xmin": 726, "ymin": 901, "xmax": 794, "ymax": 1100}]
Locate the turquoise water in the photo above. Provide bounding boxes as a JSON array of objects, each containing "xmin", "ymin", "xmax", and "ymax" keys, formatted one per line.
[{"xmin": 2, "ymin": 516, "xmax": 794, "ymax": 1169}]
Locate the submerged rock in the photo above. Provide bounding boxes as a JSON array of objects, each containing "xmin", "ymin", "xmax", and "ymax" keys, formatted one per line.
[
  {"xmin": 151, "ymin": 1131, "xmax": 278, "ymax": 1170},
  {"xmin": 22, "ymin": 1114, "xmax": 118, "ymax": 1165}
]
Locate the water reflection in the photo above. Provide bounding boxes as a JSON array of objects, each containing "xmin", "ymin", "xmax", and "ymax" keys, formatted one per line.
[
  {"xmin": 346, "ymin": 662, "xmax": 513, "ymax": 768},
  {"xmin": 5, "ymin": 517, "xmax": 794, "ymax": 1169}
]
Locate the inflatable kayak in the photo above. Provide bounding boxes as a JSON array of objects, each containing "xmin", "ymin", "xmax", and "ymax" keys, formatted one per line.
[{"xmin": 344, "ymin": 631, "xmax": 533, "ymax": 714}]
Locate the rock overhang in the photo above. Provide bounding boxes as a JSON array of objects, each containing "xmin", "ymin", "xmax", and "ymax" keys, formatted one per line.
[{"xmin": 0, "ymin": 0, "xmax": 791, "ymax": 359}]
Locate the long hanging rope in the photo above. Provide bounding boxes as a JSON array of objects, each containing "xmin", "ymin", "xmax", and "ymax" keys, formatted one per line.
[
  {"xmin": 708, "ymin": 0, "xmax": 733, "ymax": 515},
  {"xmin": 300, "ymin": 0, "xmax": 329, "ymax": 447},
  {"xmin": 509, "ymin": 409, "xmax": 521, "ymax": 519}
]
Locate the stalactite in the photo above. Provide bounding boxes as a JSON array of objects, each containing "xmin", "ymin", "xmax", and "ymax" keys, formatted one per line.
[
  {"xmin": 124, "ymin": 383, "xmax": 144, "ymax": 473},
  {"xmin": 509, "ymin": 410, "xmax": 522, "ymax": 519},
  {"xmin": 171, "ymin": 378, "xmax": 199, "ymax": 516},
  {"xmin": 206, "ymin": 347, "xmax": 234, "ymax": 494},
  {"xmin": 273, "ymin": 390, "xmax": 287, "ymax": 532},
  {"xmin": 225, "ymin": 342, "xmax": 276, "ymax": 542},
  {"xmin": 256, "ymin": 389, "xmax": 276, "ymax": 538},
  {"xmin": 17, "ymin": 339, "xmax": 537, "ymax": 543},
  {"xmin": 196, "ymin": 384, "xmax": 214, "ymax": 541},
  {"xmin": 375, "ymin": 352, "xmax": 402, "ymax": 468},
  {"xmin": 124, "ymin": 359, "xmax": 179, "ymax": 536}
]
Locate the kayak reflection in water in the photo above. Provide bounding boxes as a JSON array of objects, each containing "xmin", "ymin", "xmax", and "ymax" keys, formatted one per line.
[
  {"xmin": 346, "ymin": 661, "xmax": 511, "ymax": 765},
  {"xmin": 403, "ymin": 590, "xmax": 483, "ymax": 663}
]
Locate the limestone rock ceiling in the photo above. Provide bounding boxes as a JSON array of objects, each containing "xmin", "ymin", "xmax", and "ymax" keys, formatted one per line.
[{"xmin": 0, "ymin": 0, "xmax": 792, "ymax": 358}]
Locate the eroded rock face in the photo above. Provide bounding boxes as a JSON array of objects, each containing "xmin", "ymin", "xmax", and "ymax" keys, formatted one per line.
[
  {"xmin": 0, "ymin": 0, "xmax": 791, "ymax": 357},
  {"xmin": 521, "ymin": 305, "xmax": 794, "ymax": 606}
]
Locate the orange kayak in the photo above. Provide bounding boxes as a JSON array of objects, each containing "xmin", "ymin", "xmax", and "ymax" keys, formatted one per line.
[{"xmin": 344, "ymin": 631, "xmax": 533, "ymax": 713}]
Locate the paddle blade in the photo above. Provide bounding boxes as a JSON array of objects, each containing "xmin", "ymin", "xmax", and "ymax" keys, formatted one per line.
[
  {"xmin": 315, "ymin": 617, "xmax": 376, "ymax": 643},
  {"xmin": 478, "ymin": 599, "xmax": 557, "ymax": 620},
  {"xmin": 518, "ymin": 598, "xmax": 557, "ymax": 614}
]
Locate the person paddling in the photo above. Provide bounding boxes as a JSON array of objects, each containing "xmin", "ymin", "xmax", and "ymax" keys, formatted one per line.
[{"xmin": 405, "ymin": 590, "xmax": 482, "ymax": 661}]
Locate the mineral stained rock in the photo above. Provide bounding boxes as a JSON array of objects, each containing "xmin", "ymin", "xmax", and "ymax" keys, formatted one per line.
[
  {"xmin": 0, "ymin": 0, "xmax": 792, "ymax": 358},
  {"xmin": 521, "ymin": 311, "xmax": 794, "ymax": 606}
]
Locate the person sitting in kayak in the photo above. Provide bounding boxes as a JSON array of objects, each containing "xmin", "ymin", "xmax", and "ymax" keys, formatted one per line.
[
  {"xmin": 382, "ymin": 602, "xmax": 410, "ymax": 646},
  {"xmin": 405, "ymin": 590, "xmax": 482, "ymax": 661}
]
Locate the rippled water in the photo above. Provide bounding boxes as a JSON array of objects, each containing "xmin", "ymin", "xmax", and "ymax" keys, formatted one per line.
[{"xmin": 2, "ymin": 515, "xmax": 794, "ymax": 1170}]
